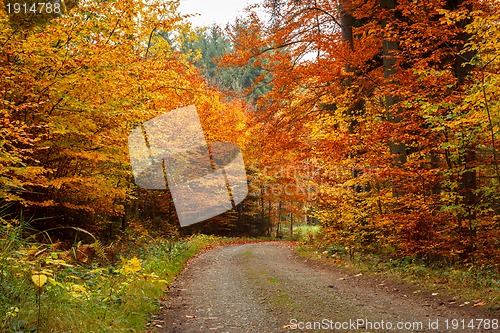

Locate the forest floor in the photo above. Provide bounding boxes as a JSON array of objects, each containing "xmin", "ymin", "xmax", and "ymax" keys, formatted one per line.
[{"xmin": 155, "ymin": 242, "xmax": 498, "ymax": 333}]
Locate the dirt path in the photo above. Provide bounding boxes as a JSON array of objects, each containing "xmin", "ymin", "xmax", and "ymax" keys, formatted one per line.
[{"xmin": 157, "ymin": 242, "xmax": 498, "ymax": 332}]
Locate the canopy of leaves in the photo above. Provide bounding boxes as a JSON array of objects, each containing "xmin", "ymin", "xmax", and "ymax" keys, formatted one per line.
[
  {"xmin": 226, "ymin": 0, "xmax": 500, "ymax": 266},
  {"xmin": 0, "ymin": 0, "xmax": 249, "ymax": 234}
]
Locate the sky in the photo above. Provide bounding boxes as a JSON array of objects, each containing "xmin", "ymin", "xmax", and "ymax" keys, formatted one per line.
[{"xmin": 178, "ymin": 0, "xmax": 263, "ymax": 27}]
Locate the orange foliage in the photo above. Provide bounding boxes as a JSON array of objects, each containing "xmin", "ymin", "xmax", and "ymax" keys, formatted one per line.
[
  {"xmin": 226, "ymin": 0, "xmax": 500, "ymax": 266},
  {"xmin": 0, "ymin": 0, "xmax": 250, "ymax": 235}
]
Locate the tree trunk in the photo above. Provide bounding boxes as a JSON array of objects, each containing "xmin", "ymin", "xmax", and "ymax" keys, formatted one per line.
[
  {"xmin": 446, "ymin": 0, "xmax": 477, "ymax": 259},
  {"xmin": 339, "ymin": 1, "xmax": 354, "ymax": 51},
  {"xmin": 277, "ymin": 201, "xmax": 282, "ymax": 238},
  {"xmin": 339, "ymin": 1, "xmax": 365, "ymax": 134},
  {"xmin": 381, "ymin": 0, "xmax": 407, "ymax": 166},
  {"xmin": 453, "ymin": 0, "xmax": 477, "ymax": 224}
]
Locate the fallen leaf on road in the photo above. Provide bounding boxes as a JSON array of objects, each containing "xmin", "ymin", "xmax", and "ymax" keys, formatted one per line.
[{"xmin": 283, "ymin": 324, "xmax": 297, "ymax": 329}]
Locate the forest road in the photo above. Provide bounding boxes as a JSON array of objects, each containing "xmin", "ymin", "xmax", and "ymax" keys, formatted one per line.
[{"xmin": 157, "ymin": 242, "xmax": 498, "ymax": 333}]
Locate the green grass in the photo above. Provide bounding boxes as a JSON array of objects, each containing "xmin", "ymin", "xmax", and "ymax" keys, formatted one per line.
[
  {"xmin": 268, "ymin": 277, "xmax": 279, "ymax": 283},
  {"xmin": 241, "ymin": 250, "xmax": 254, "ymax": 258},
  {"xmin": 271, "ymin": 291, "xmax": 297, "ymax": 310},
  {"xmin": 291, "ymin": 225, "xmax": 321, "ymax": 242},
  {"xmin": 0, "ymin": 222, "xmax": 224, "ymax": 333}
]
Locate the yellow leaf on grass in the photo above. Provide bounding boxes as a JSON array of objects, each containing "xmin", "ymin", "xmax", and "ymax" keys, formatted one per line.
[
  {"xmin": 48, "ymin": 277, "xmax": 64, "ymax": 288},
  {"xmin": 31, "ymin": 274, "xmax": 48, "ymax": 287},
  {"xmin": 71, "ymin": 284, "xmax": 87, "ymax": 293},
  {"xmin": 122, "ymin": 256, "xmax": 142, "ymax": 274}
]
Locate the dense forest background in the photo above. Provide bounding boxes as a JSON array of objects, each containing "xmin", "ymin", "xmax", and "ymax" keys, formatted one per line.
[{"xmin": 1, "ymin": 0, "xmax": 499, "ymax": 269}]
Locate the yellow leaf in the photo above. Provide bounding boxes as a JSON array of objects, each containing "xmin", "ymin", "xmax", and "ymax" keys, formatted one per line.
[
  {"xmin": 31, "ymin": 274, "xmax": 48, "ymax": 287},
  {"xmin": 48, "ymin": 277, "xmax": 65, "ymax": 288},
  {"xmin": 122, "ymin": 256, "xmax": 142, "ymax": 274},
  {"xmin": 71, "ymin": 284, "xmax": 87, "ymax": 293}
]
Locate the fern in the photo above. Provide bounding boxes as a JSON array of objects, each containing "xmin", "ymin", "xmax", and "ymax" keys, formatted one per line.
[{"xmin": 90, "ymin": 240, "xmax": 107, "ymax": 261}]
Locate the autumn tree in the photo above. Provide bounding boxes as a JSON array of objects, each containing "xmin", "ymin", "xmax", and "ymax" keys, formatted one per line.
[
  {"xmin": 227, "ymin": 0, "xmax": 500, "ymax": 264},
  {"xmin": 1, "ymin": 0, "xmax": 250, "ymax": 239}
]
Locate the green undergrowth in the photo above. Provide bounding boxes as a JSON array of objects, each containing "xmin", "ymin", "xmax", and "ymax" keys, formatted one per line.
[
  {"xmin": 291, "ymin": 225, "xmax": 321, "ymax": 242},
  {"xmin": 0, "ymin": 220, "xmax": 234, "ymax": 333},
  {"xmin": 296, "ymin": 242, "xmax": 500, "ymax": 312}
]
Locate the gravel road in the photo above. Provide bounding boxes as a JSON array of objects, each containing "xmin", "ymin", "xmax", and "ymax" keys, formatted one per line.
[{"xmin": 157, "ymin": 242, "xmax": 498, "ymax": 333}]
